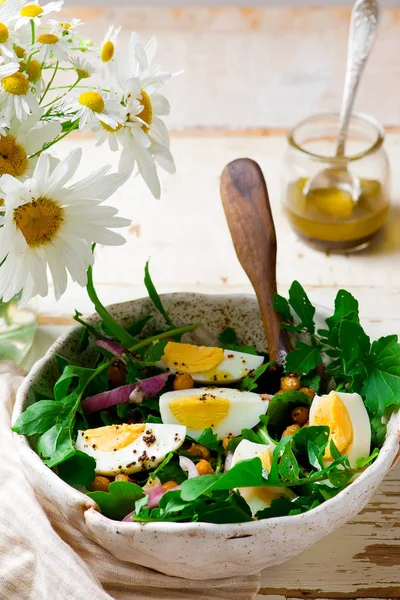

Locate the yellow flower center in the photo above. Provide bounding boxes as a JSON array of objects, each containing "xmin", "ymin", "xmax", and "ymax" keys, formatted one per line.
[
  {"xmin": 0, "ymin": 23, "xmax": 9, "ymax": 44},
  {"xmin": 75, "ymin": 67, "xmax": 90, "ymax": 79},
  {"xmin": 60, "ymin": 21, "xmax": 71, "ymax": 30},
  {"xmin": 37, "ymin": 33, "xmax": 59, "ymax": 45},
  {"xmin": 21, "ymin": 5, "xmax": 43, "ymax": 17},
  {"xmin": 138, "ymin": 89, "xmax": 152, "ymax": 133},
  {"xmin": 0, "ymin": 135, "xmax": 29, "ymax": 177},
  {"xmin": 15, "ymin": 45, "xmax": 25, "ymax": 59},
  {"xmin": 100, "ymin": 40, "xmax": 114, "ymax": 63},
  {"xmin": 14, "ymin": 197, "xmax": 63, "ymax": 248},
  {"xmin": 100, "ymin": 122, "xmax": 122, "ymax": 133},
  {"xmin": 2, "ymin": 72, "xmax": 29, "ymax": 96},
  {"xmin": 20, "ymin": 59, "xmax": 41, "ymax": 82},
  {"xmin": 79, "ymin": 91, "xmax": 104, "ymax": 113}
]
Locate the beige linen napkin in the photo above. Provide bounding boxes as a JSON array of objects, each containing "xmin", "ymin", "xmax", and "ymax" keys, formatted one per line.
[{"xmin": 0, "ymin": 362, "xmax": 261, "ymax": 600}]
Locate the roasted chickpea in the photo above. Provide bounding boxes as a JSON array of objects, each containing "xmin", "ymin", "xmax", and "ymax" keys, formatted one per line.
[
  {"xmin": 280, "ymin": 375, "xmax": 301, "ymax": 392},
  {"xmin": 161, "ymin": 480, "xmax": 178, "ymax": 493},
  {"xmin": 196, "ymin": 459, "xmax": 215, "ymax": 475},
  {"xmin": 222, "ymin": 433, "xmax": 233, "ymax": 451},
  {"xmin": 114, "ymin": 474, "xmax": 130, "ymax": 483},
  {"xmin": 291, "ymin": 405, "xmax": 310, "ymax": 427},
  {"xmin": 281, "ymin": 424, "xmax": 300, "ymax": 438},
  {"xmin": 187, "ymin": 443, "xmax": 211, "ymax": 460},
  {"xmin": 300, "ymin": 386, "xmax": 316, "ymax": 400},
  {"xmin": 173, "ymin": 373, "xmax": 194, "ymax": 391},
  {"xmin": 108, "ymin": 361, "xmax": 126, "ymax": 387},
  {"xmin": 90, "ymin": 476, "xmax": 110, "ymax": 492}
]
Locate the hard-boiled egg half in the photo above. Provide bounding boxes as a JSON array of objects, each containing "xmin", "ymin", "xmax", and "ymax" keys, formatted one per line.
[
  {"xmin": 231, "ymin": 439, "xmax": 296, "ymax": 515},
  {"xmin": 158, "ymin": 341, "xmax": 264, "ymax": 384},
  {"xmin": 159, "ymin": 387, "xmax": 268, "ymax": 439},
  {"xmin": 309, "ymin": 391, "xmax": 371, "ymax": 466},
  {"xmin": 75, "ymin": 423, "xmax": 186, "ymax": 476}
]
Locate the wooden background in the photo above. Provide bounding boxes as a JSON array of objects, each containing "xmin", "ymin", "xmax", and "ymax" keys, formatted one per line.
[{"xmin": 27, "ymin": 5, "xmax": 400, "ymax": 599}]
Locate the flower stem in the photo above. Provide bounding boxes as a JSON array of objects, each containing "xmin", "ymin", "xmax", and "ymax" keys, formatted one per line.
[
  {"xmin": 27, "ymin": 120, "xmax": 79, "ymax": 159},
  {"xmin": 40, "ymin": 61, "xmax": 59, "ymax": 104},
  {"xmin": 30, "ymin": 20, "xmax": 35, "ymax": 45},
  {"xmin": 41, "ymin": 76, "xmax": 81, "ymax": 109}
]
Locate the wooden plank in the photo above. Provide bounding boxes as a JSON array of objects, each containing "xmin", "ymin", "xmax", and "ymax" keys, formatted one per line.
[{"xmin": 56, "ymin": 6, "xmax": 400, "ymax": 129}]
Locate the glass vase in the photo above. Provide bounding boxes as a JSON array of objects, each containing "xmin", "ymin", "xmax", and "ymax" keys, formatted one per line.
[{"xmin": 0, "ymin": 293, "xmax": 37, "ymax": 363}]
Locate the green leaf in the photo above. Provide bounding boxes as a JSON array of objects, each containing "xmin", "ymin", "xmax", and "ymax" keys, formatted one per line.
[
  {"xmin": 292, "ymin": 425, "xmax": 329, "ymax": 467},
  {"xmin": 126, "ymin": 315, "xmax": 153, "ymax": 336},
  {"xmin": 12, "ymin": 400, "xmax": 63, "ymax": 435},
  {"xmin": 326, "ymin": 290, "xmax": 359, "ymax": 330},
  {"xmin": 195, "ymin": 428, "xmax": 221, "ymax": 452},
  {"xmin": 288, "ymin": 281, "xmax": 315, "ymax": 333},
  {"xmin": 239, "ymin": 361, "xmax": 276, "ymax": 391},
  {"xmin": 256, "ymin": 495, "xmax": 319, "ymax": 519},
  {"xmin": 354, "ymin": 448, "xmax": 379, "ymax": 469},
  {"xmin": 57, "ymin": 451, "xmax": 96, "ymax": 487},
  {"xmin": 262, "ymin": 390, "xmax": 312, "ymax": 441},
  {"xmin": 145, "ymin": 340, "xmax": 168, "ymax": 363},
  {"xmin": 278, "ymin": 443, "xmax": 300, "ymax": 482},
  {"xmin": 87, "ymin": 481, "xmax": 144, "ymax": 521},
  {"xmin": 144, "ymin": 260, "xmax": 175, "ymax": 328},
  {"xmin": 363, "ymin": 336, "xmax": 400, "ymax": 416},
  {"xmin": 273, "ymin": 293, "xmax": 294, "ymax": 323},
  {"xmin": 218, "ymin": 327, "xmax": 258, "ymax": 355},
  {"xmin": 37, "ymin": 423, "xmax": 76, "ymax": 467},
  {"xmin": 339, "ymin": 320, "xmax": 370, "ymax": 368},
  {"xmin": 300, "ymin": 372, "xmax": 321, "ymax": 392},
  {"xmin": 285, "ymin": 343, "xmax": 323, "ymax": 377},
  {"xmin": 54, "ymin": 365, "xmax": 95, "ymax": 402}
]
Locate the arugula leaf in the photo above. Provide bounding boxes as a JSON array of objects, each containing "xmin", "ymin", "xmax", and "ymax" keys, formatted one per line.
[
  {"xmin": 57, "ymin": 451, "xmax": 96, "ymax": 487},
  {"xmin": 126, "ymin": 315, "xmax": 153, "ymax": 337},
  {"xmin": 292, "ymin": 425, "xmax": 329, "ymax": 467},
  {"xmin": 240, "ymin": 361, "xmax": 276, "ymax": 391},
  {"xmin": 325, "ymin": 289, "xmax": 359, "ymax": 331},
  {"xmin": 194, "ymin": 428, "xmax": 221, "ymax": 452},
  {"xmin": 256, "ymin": 495, "xmax": 319, "ymax": 519},
  {"xmin": 12, "ymin": 400, "xmax": 63, "ymax": 435},
  {"xmin": 278, "ymin": 443, "xmax": 300, "ymax": 482},
  {"xmin": 145, "ymin": 340, "xmax": 168, "ymax": 363},
  {"xmin": 262, "ymin": 390, "xmax": 312, "ymax": 441},
  {"xmin": 144, "ymin": 260, "xmax": 175, "ymax": 328},
  {"xmin": 87, "ymin": 481, "xmax": 144, "ymax": 521},
  {"xmin": 273, "ymin": 294, "xmax": 294, "ymax": 323},
  {"xmin": 288, "ymin": 281, "xmax": 315, "ymax": 334},
  {"xmin": 285, "ymin": 342, "xmax": 323, "ymax": 377},
  {"xmin": 300, "ymin": 372, "xmax": 321, "ymax": 392},
  {"xmin": 363, "ymin": 336, "xmax": 400, "ymax": 416},
  {"xmin": 354, "ymin": 448, "xmax": 379, "ymax": 469},
  {"xmin": 218, "ymin": 327, "xmax": 258, "ymax": 355}
]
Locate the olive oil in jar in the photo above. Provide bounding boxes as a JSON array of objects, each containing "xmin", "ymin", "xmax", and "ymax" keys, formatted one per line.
[{"xmin": 285, "ymin": 177, "xmax": 389, "ymax": 252}]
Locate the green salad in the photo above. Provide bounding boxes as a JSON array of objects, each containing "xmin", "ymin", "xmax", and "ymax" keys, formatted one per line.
[{"xmin": 13, "ymin": 263, "xmax": 400, "ymax": 524}]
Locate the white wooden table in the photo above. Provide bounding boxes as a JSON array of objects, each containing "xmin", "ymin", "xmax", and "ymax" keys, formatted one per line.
[{"xmin": 25, "ymin": 5, "xmax": 400, "ymax": 598}]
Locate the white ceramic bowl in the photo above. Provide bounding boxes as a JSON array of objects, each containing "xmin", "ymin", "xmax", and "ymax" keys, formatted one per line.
[{"xmin": 13, "ymin": 293, "xmax": 400, "ymax": 580}]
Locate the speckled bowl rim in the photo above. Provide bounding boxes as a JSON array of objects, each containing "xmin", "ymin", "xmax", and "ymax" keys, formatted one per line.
[{"xmin": 13, "ymin": 293, "xmax": 400, "ymax": 536}]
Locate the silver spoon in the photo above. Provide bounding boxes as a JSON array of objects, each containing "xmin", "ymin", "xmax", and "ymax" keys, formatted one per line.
[{"xmin": 304, "ymin": 0, "xmax": 380, "ymax": 201}]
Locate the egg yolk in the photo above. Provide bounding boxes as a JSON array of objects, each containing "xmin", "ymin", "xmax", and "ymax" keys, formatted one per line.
[
  {"xmin": 80, "ymin": 423, "xmax": 145, "ymax": 452},
  {"xmin": 253, "ymin": 487, "xmax": 285, "ymax": 505},
  {"xmin": 162, "ymin": 342, "xmax": 224, "ymax": 374},
  {"xmin": 259, "ymin": 448, "xmax": 273, "ymax": 472},
  {"xmin": 169, "ymin": 394, "xmax": 230, "ymax": 430},
  {"xmin": 311, "ymin": 392, "xmax": 353, "ymax": 459}
]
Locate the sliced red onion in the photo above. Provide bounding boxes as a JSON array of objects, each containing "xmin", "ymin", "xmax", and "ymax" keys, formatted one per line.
[
  {"xmin": 129, "ymin": 388, "xmax": 144, "ymax": 404},
  {"xmin": 179, "ymin": 456, "xmax": 199, "ymax": 479},
  {"xmin": 82, "ymin": 383, "xmax": 138, "ymax": 414},
  {"xmin": 96, "ymin": 340, "xmax": 127, "ymax": 364},
  {"xmin": 224, "ymin": 451, "xmax": 233, "ymax": 471},
  {"xmin": 143, "ymin": 477, "xmax": 163, "ymax": 508},
  {"xmin": 260, "ymin": 394, "xmax": 273, "ymax": 401},
  {"xmin": 82, "ymin": 373, "xmax": 169, "ymax": 414},
  {"xmin": 135, "ymin": 373, "xmax": 170, "ymax": 399}
]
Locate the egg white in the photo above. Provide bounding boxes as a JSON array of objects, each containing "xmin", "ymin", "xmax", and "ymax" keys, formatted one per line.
[
  {"xmin": 159, "ymin": 387, "xmax": 269, "ymax": 439},
  {"xmin": 159, "ymin": 348, "xmax": 264, "ymax": 384},
  {"xmin": 231, "ymin": 439, "xmax": 296, "ymax": 515},
  {"xmin": 75, "ymin": 423, "xmax": 186, "ymax": 476},
  {"xmin": 309, "ymin": 391, "xmax": 371, "ymax": 466}
]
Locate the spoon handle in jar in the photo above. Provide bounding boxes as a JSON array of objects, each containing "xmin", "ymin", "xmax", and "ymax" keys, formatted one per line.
[
  {"xmin": 220, "ymin": 158, "xmax": 292, "ymax": 365},
  {"xmin": 336, "ymin": 0, "xmax": 380, "ymax": 156}
]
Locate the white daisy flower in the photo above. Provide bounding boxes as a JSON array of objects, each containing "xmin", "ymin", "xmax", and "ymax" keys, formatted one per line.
[
  {"xmin": 69, "ymin": 55, "xmax": 96, "ymax": 81},
  {"xmin": 0, "ymin": 15, "xmax": 21, "ymax": 61},
  {"xmin": 65, "ymin": 88, "xmax": 123, "ymax": 131},
  {"xmin": 98, "ymin": 24, "xmax": 120, "ymax": 76},
  {"xmin": 109, "ymin": 33, "xmax": 175, "ymax": 198},
  {"xmin": 0, "ymin": 64, "xmax": 38, "ymax": 121},
  {"xmin": 0, "ymin": 148, "xmax": 131, "ymax": 304},
  {"xmin": 34, "ymin": 30, "xmax": 69, "ymax": 62},
  {"xmin": 15, "ymin": 46, "xmax": 44, "ymax": 94},
  {"xmin": 0, "ymin": 110, "xmax": 61, "ymax": 180},
  {"xmin": 15, "ymin": 1, "xmax": 63, "ymax": 30},
  {"xmin": 49, "ymin": 17, "xmax": 83, "ymax": 41}
]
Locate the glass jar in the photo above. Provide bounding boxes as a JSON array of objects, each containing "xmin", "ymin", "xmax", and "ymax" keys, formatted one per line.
[
  {"xmin": 0, "ymin": 293, "xmax": 37, "ymax": 363},
  {"xmin": 283, "ymin": 112, "xmax": 390, "ymax": 252}
]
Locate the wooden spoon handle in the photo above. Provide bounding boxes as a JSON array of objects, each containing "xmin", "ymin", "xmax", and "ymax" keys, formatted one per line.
[{"xmin": 220, "ymin": 158, "xmax": 291, "ymax": 365}]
